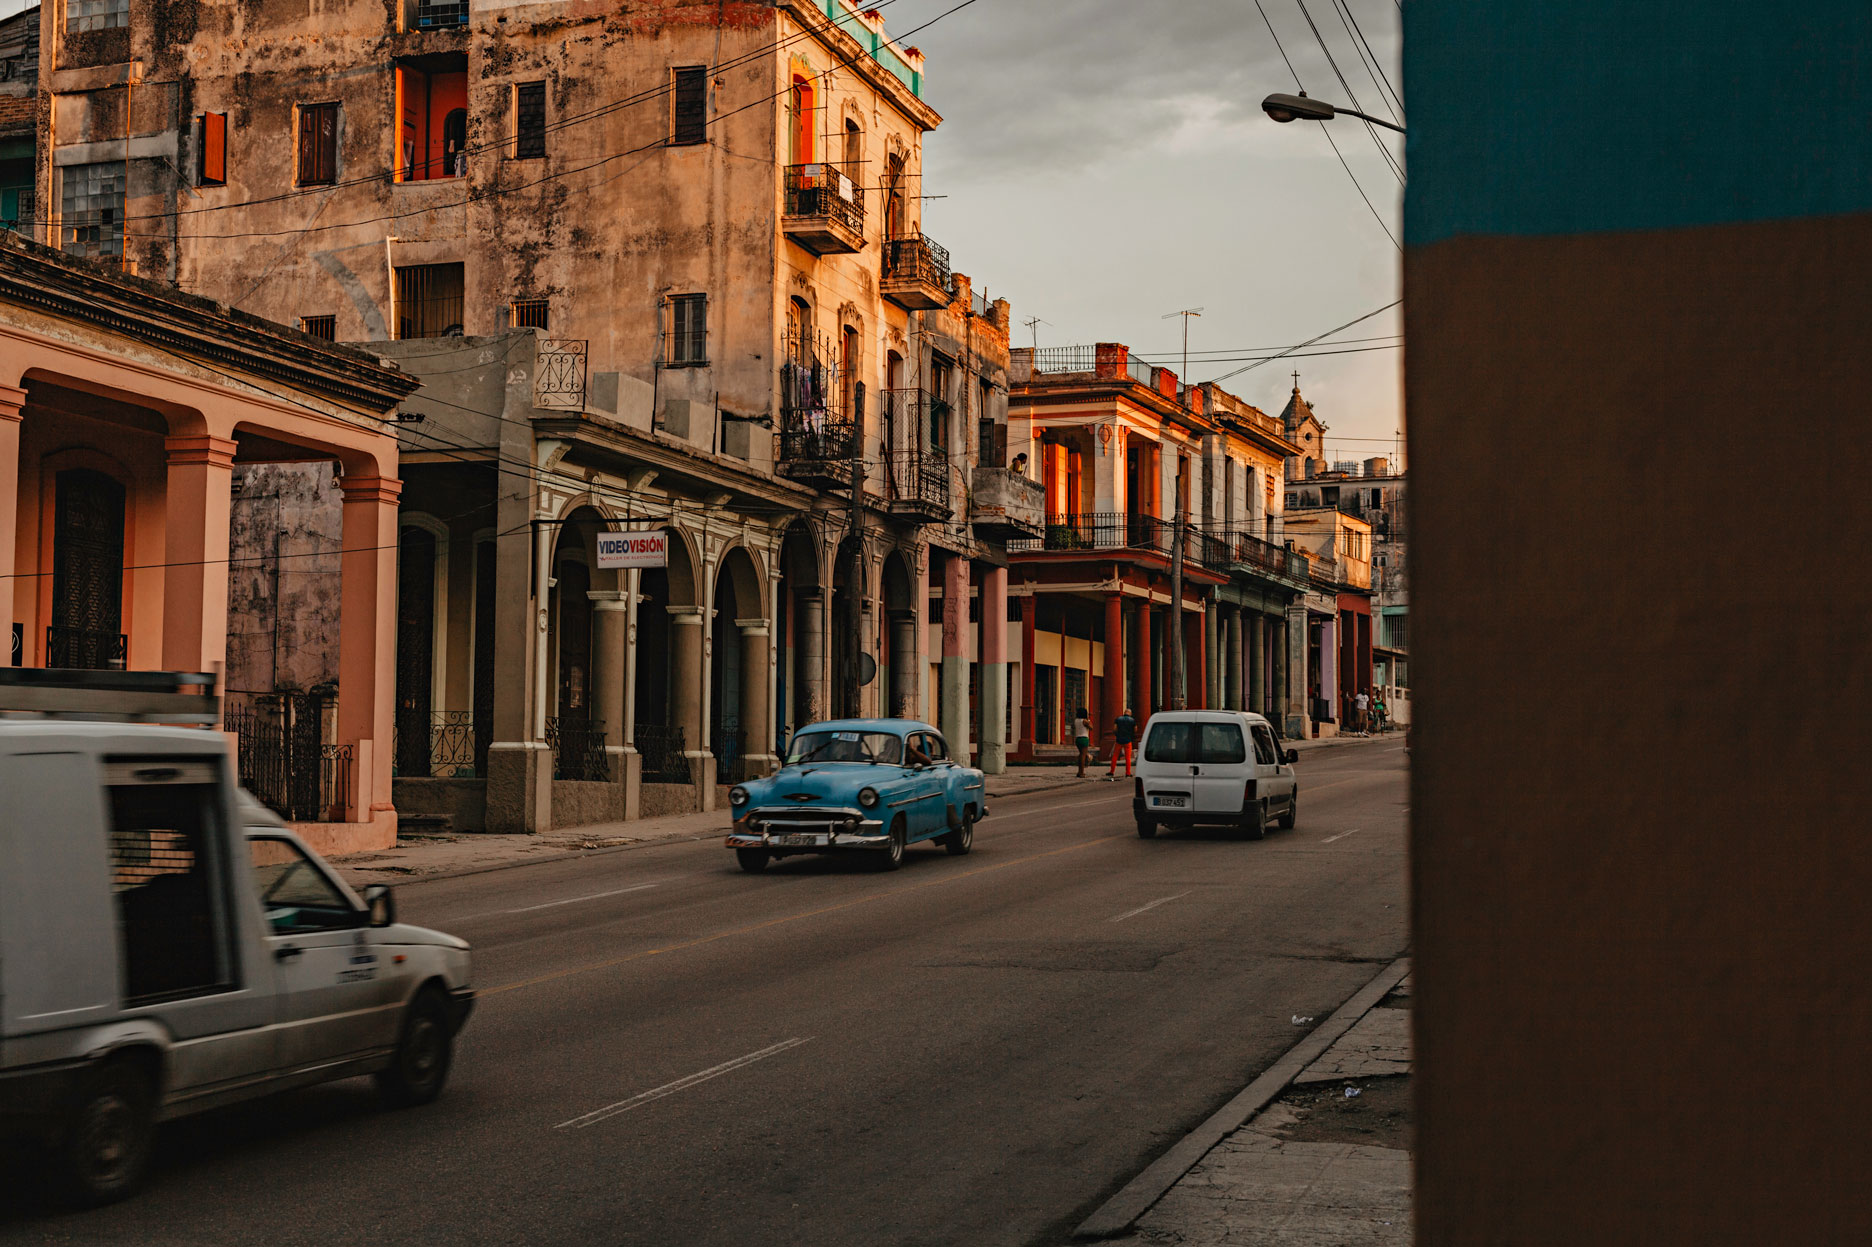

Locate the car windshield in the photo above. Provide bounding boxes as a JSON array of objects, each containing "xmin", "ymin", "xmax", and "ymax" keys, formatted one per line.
[
  {"xmin": 786, "ymin": 730, "xmax": 904, "ymax": 765},
  {"xmin": 1143, "ymin": 721, "xmax": 1248, "ymax": 764}
]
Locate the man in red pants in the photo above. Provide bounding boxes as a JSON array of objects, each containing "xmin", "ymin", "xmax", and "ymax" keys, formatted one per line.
[{"xmin": 1107, "ymin": 708, "xmax": 1137, "ymax": 779}]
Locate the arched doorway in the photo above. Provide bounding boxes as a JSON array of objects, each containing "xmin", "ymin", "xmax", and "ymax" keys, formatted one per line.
[
  {"xmin": 776, "ymin": 521, "xmax": 822, "ymax": 741},
  {"xmin": 48, "ymin": 467, "xmax": 126, "ymax": 669},
  {"xmin": 631, "ymin": 527, "xmax": 700, "ymax": 786},
  {"xmin": 709, "ymin": 546, "xmax": 768, "ymax": 781},
  {"xmin": 548, "ymin": 508, "xmax": 604, "ymax": 781},
  {"xmin": 880, "ymin": 549, "xmax": 916, "ymax": 719},
  {"xmin": 830, "ymin": 535, "xmax": 868, "ymax": 719}
]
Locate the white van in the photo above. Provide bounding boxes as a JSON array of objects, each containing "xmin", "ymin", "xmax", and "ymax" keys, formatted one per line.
[
  {"xmin": 0, "ymin": 673, "xmax": 473, "ymax": 1205},
  {"xmin": 1131, "ymin": 710, "xmax": 1299, "ymax": 840}
]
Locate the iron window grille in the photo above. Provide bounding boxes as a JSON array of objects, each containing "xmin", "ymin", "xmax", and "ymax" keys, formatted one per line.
[
  {"xmin": 665, "ymin": 293, "xmax": 707, "ymax": 366},
  {"xmin": 511, "ymin": 299, "xmax": 549, "ymax": 330},
  {"xmin": 301, "ymin": 315, "xmax": 336, "ymax": 340},
  {"xmin": 394, "ymin": 262, "xmax": 465, "ymax": 339},
  {"xmin": 514, "ymin": 81, "xmax": 547, "ymax": 159},
  {"xmin": 670, "ymin": 66, "xmax": 707, "ymax": 145},
  {"xmin": 297, "ymin": 102, "xmax": 339, "ymax": 186}
]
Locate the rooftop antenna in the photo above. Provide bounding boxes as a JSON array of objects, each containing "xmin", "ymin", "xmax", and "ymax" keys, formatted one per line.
[{"xmin": 1022, "ymin": 316, "xmax": 1049, "ymax": 351}]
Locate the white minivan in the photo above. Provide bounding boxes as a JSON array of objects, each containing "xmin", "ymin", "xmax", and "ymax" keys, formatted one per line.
[
  {"xmin": 0, "ymin": 674, "xmax": 474, "ymax": 1205},
  {"xmin": 1131, "ymin": 710, "xmax": 1299, "ymax": 840}
]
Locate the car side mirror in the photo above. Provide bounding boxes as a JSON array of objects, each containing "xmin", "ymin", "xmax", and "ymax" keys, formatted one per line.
[
  {"xmin": 1283, "ymin": 749, "xmax": 1299, "ymax": 765},
  {"xmin": 364, "ymin": 884, "xmax": 396, "ymax": 928}
]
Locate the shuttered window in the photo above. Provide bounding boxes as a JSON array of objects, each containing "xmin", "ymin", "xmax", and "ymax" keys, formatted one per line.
[
  {"xmin": 514, "ymin": 81, "xmax": 546, "ymax": 159},
  {"xmin": 198, "ymin": 112, "xmax": 227, "ymax": 186},
  {"xmin": 670, "ymin": 66, "xmax": 706, "ymax": 146},
  {"xmin": 297, "ymin": 103, "xmax": 339, "ymax": 186},
  {"xmin": 666, "ymin": 293, "xmax": 707, "ymax": 365}
]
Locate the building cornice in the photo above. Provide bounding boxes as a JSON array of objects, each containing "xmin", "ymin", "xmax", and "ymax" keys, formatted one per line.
[{"xmin": 781, "ymin": 1, "xmax": 943, "ymax": 131}]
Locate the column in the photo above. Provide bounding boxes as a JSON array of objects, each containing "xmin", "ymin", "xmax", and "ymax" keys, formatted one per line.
[
  {"xmin": 1019, "ymin": 593, "xmax": 1037, "ymax": 758},
  {"xmin": 0, "ymin": 385, "xmax": 23, "ymax": 632},
  {"xmin": 1248, "ymin": 612, "xmax": 1265, "ymax": 715},
  {"xmin": 890, "ymin": 610, "xmax": 919, "ymax": 718},
  {"xmin": 980, "ymin": 565, "xmax": 1008, "ymax": 774},
  {"xmin": 738, "ymin": 620, "xmax": 775, "ymax": 774},
  {"xmin": 1133, "ymin": 597, "xmax": 1153, "ymax": 721},
  {"xmin": 797, "ymin": 587, "xmax": 826, "ymax": 725},
  {"xmin": 1283, "ymin": 600, "xmax": 1307, "ymax": 738},
  {"xmin": 1225, "ymin": 608, "xmax": 1243, "ymax": 711},
  {"xmin": 591, "ymin": 590, "xmax": 630, "ymax": 817},
  {"xmin": 1205, "ymin": 601, "xmax": 1221, "ymax": 710},
  {"xmin": 669, "ymin": 605, "xmax": 712, "ymax": 794},
  {"xmin": 1319, "ymin": 614, "xmax": 1338, "ymax": 732},
  {"xmin": 1187, "ymin": 608, "xmax": 1207, "ymax": 710},
  {"xmin": 1102, "ymin": 592, "xmax": 1125, "ymax": 754},
  {"xmin": 162, "ymin": 434, "xmax": 238, "ymax": 674},
  {"xmin": 336, "ymin": 473, "xmax": 401, "ymax": 834},
  {"xmin": 621, "ymin": 570, "xmax": 643, "ymax": 820},
  {"xmin": 940, "ymin": 553, "xmax": 969, "ymax": 755},
  {"xmin": 915, "ymin": 544, "xmax": 931, "ymax": 720}
]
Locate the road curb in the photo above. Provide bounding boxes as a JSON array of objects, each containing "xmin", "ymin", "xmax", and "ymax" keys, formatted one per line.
[{"xmin": 1072, "ymin": 954, "xmax": 1413, "ymax": 1241}]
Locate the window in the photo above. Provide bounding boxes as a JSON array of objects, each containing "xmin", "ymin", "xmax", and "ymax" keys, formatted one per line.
[
  {"xmin": 665, "ymin": 293, "xmax": 707, "ymax": 366},
  {"xmin": 511, "ymin": 299, "xmax": 548, "ymax": 329},
  {"xmin": 788, "ymin": 75, "xmax": 815, "ymax": 164},
  {"xmin": 670, "ymin": 66, "xmax": 706, "ymax": 145},
  {"xmin": 842, "ymin": 118, "xmax": 861, "ymax": 168},
  {"xmin": 59, "ymin": 162, "xmax": 124, "ymax": 259},
  {"xmin": 787, "ymin": 296, "xmax": 812, "ymax": 364},
  {"xmin": 301, "ymin": 315, "xmax": 336, "ymax": 340},
  {"xmin": 395, "ymin": 262, "xmax": 464, "ymax": 338},
  {"xmin": 394, "ymin": 59, "xmax": 467, "ymax": 181},
  {"xmin": 411, "ymin": 0, "xmax": 468, "ymax": 30},
  {"xmin": 514, "ymin": 81, "xmax": 547, "ymax": 159},
  {"xmin": 1143, "ymin": 721, "xmax": 1247, "ymax": 765},
  {"xmin": 250, "ymin": 837, "xmax": 361, "ymax": 936},
  {"xmin": 297, "ymin": 102, "xmax": 339, "ymax": 186},
  {"xmin": 67, "ymin": 0, "xmax": 128, "ymax": 33},
  {"xmin": 1251, "ymin": 726, "xmax": 1280, "ymax": 765},
  {"xmin": 107, "ymin": 761, "xmax": 235, "ymax": 1004},
  {"xmin": 198, "ymin": 112, "xmax": 227, "ymax": 186}
]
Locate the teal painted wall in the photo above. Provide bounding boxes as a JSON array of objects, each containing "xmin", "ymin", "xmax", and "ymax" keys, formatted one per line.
[{"xmin": 1405, "ymin": 2, "xmax": 1872, "ymax": 243}]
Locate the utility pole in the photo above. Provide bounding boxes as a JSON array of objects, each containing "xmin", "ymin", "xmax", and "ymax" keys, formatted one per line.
[
  {"xmin": 844, "ymin": 382, "xmax": 866, "ymax": 718},
  {"xmin": 1163, "ymin": 308, "xmax": 1202, "ymax": 709}
]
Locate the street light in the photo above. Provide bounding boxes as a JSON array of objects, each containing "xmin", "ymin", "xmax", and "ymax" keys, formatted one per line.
[{"xmin": 1262, "ymin": 91, "xmax": 1405, "ymax": 134}]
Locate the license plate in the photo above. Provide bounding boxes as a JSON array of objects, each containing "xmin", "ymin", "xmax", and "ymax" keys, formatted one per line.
[
  {"xmin": 779, "ymin": 833, "xmax": 822, "ymax": 847},
  {"xmin": 1152, "ymin": 795, "xmax": 1187, "ymax": 808}
]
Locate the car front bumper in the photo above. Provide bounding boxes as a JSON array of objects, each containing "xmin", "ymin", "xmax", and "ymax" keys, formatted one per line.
[{"xmin": 726, "ymin": 807, "xmax": 888, "ymax": 851}]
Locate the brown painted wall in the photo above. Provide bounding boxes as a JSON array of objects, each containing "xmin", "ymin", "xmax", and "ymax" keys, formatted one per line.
[{"xmin": 1409, "ymin": 211, "xmax": 1872, "ymax": 1242}]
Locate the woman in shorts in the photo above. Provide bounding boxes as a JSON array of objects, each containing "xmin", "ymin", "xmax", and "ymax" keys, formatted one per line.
[{"xmin": 1072, "ymin": 707, "xmax": 1093, "ymax": 778}]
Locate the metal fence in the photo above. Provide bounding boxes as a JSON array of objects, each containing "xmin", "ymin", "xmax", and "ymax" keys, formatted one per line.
[
  {"xmin": 1007, "ymin": 512, "xmax": 1259, "ymax": 571},
  {"xmin": 229, "ymin": 695, "xmax": 347, "ymax": 822},
  {"xmin": 546, "ymin": 717, "xmax": 610, "ymax": 782},
  {"xmin": 882, "ymin": 232, "xmax": 952, "ymax": 292},
  {"xmin": 888, "ymin": 447, "xmax": 950, "ymax": 512},
  {"xmin": 634, "ymin": 723, "xmax": 692, "ymax": 785},
  {"xmin": 784, "ymin": 163, "xmax": 865, "ymax": 234},
  {"xmin": 45, "ymin": 624, "xmax": 125, "ymax": 670}
]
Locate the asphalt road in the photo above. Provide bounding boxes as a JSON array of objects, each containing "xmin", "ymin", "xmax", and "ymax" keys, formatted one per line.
[{"xmin": 1, "ymin": 739, "xmax": 1408, "ymax": 1247}]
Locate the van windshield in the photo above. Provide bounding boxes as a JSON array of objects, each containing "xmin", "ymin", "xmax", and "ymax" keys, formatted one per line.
[{"xmin": 1143, "ymin": 721, "xmax": 1247, "ymax": 765}]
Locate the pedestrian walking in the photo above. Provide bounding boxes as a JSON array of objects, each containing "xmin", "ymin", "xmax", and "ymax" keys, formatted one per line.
[
  {"xmin": 1354, "ymin": 689, "xmax": 1370, "ymax": 735},
  {"xmin": 1372, "ymin": 691, "xmax": 1388, "ymax": 733},
  {"xmin": 1072, "ymin": 708, "xmax": 1093, "ymax": 778},
  {"xmin": 1107, "ymin": 708, "xmax": 1137, "ymax": 778}
]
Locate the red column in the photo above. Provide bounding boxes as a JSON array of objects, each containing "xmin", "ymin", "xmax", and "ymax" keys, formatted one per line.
[
  {"xmin": 1187, "ymin": 609, "xmax": 1207, "ymax": 709},
  {"xmin": 0, "ymin": 385, "xmax": 24, "ymax": 630},
  {"xmin": 1018, "ymin": 593, "xmax": 1037, "ymax": 759},
  {"xmin": 1103, "ymin": 591, "xmax": 1125, "ymax": 753},
  {"xmin": 1133, "ymin": 597, "xmax": 1153, "ymax": 720},
  {"xmin": 162, "ymin": 434, "xmax": 238, "ymax": 675}
]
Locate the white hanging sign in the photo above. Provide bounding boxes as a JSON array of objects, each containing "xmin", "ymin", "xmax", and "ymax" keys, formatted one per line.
[{"xmin": 596, "ymin": 531, "xmax": 668, "ymax": 569}]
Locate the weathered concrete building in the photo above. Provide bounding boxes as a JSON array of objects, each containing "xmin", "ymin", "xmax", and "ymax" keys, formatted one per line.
[
  {"xmin": 1281, "ymin": 505, "xmax": 1372, "ymax": 737},
  {"xmin": 1006, "ymin": 344, "xmax": 1310, "ymax": 757},
  {"xmin": 1289, "ymin": 460, "xmax": 1406, "ymax": 725},
  {"xmin": 31, "ymin": 1, "xmax": 1040, "ymax": 830},
  {"xmin": 0, "ymin": 4, "xmax": 35, "ymax": 235}
]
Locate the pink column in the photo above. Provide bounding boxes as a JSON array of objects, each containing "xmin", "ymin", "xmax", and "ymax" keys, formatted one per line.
[
  {"xmin": 939, "ymin": 553, "xmax": 968, "ymax": 750},
  {"xmin": 161, "ymin": 434, "xmax": 237, "ymax": 675},
  {"xmin": 338, "ymin": 474, "xmax": 402, "ymax": 833},
  {"xmin": 0, "ymin": 385, "xmax": 24, "ymax": 633},
  {"xmin": 980, "ymin": 564, "xmax": 1009, "ymax": 772}
]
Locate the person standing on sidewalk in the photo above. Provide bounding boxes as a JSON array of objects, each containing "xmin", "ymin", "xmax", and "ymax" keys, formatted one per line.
[
  {"xmin": 1107, "ymin": 708, "xmax": 1137, "ymax": 779},
  {"xmin": 1354, "ymin": 689, "xmax": 1370, "ymax": 735},
  {"xmin": 1072, "ymin": 708, "xmax": 1093, "ymax": 778}
]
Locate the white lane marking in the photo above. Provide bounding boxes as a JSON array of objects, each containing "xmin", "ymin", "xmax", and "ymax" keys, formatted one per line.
[
  {"xmin": 1110, "ymin": 892, "xmax": 1191, "ymax": 923},
  {"xmin": 556, "ymin": 1038, "xmax": 813, "ymax": 1129},
  {"xmin": 1322, "ymin": 828, "xmax": 1362, "ymax": 844},
  {"xmin": 506, "ymin": 883, "xmax": 659, "ymax": 913}
]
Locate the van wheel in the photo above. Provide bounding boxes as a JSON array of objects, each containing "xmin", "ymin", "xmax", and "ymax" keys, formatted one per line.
[
  {"xmin": 1277, "ymin": 795, "xmax": 1297, "ymax": 830},
  {"xmin": 942, "ymin": 810, "xmax": 974, "ymax": 855},
  {"xmin": 376, "ymin": 987, "xmax": 455, "ymax": 1109},
  {"xmin": 875, "ymin": 817, "xmax": 906, "ymax": 871},
  {"xmin": 59, "ymin": 1058, "xmax": 156, "ymax": 1207},
  {"xmin": 736, "ymin": 847, "xmax": 771, "ymax": 873},
  {"xmin": 1136, "ymin": 818, "xmax": 1157, "ymax": 839},
  {"xmin": 1240, "ymin": 801, "xmax": 1266, "ymax": 841}
]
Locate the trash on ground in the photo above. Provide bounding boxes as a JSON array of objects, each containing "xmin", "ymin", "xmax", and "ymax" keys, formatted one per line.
[
  {"xmin": 1292, "ymin": 1015, "xmax": 1314, "ymax": 1025},
  {"xmin": 1343, "ymin": 1086, "xmax": 1362, "ymax": 1098}
]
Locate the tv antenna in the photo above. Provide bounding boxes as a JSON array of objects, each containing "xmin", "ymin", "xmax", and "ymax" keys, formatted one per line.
[{"xmin": 1022, "ymin": 316, "xmax": 1049, "ymax": 351}]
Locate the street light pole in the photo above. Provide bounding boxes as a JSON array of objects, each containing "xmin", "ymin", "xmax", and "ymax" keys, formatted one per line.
[{"xmin": 1261, "ymin": 91, "xmax": 1406, "ymax": 134}]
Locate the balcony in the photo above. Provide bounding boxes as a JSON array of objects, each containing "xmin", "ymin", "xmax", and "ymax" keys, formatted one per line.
[
  {"xmin": 1007, "ymin": 513, "xmax": 1248, "ymax": 570},
  {"xmin": 1214, "ymin": 527, "xmax": 1313, "ymax": 588},
  {"xmin": 969, "ymin": 466, "xmax": 1043, "ymax": 540},
  {"xmin": 783, "ymin": 163, "xmax": 864, "ymax": 255},
  {"xmin": 886, "ymin": 447, "xmax": 951, "ymax": 523},
  {"xmin": 881, "ymin": 233, "xmax": 952, "ymax": 311}
]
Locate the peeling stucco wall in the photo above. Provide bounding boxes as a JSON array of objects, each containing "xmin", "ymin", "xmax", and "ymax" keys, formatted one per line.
[{"xmin": 225, "ymin": 460, "xmax": 344, "ymax": 697}]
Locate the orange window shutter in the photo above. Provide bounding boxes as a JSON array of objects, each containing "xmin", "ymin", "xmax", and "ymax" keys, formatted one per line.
[{"xmin": 200, "ymin": 113, "xmax": 227, "ymax": 185}]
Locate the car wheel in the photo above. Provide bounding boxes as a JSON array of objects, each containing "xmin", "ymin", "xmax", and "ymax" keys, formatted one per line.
[
  {"xmin": 735, "ymin": 847, "xmax": 771, "ymax": 874},
  {"xmin": 1136, "ymin": 818, "xmax": 1158, "ymax": 839},
  {"xmin": 875, "ymin": 817, "xmax": 906, "ymax": 871},
  {"xmin": 1240, "ymin": 800, "xmax": 1266, "ymax": 841},
  {"xmin": 59, "ymin": 1057, "xmax": 156, "ymax": 1207},
  {"xmin": 943, "ymin": 809, "xmax": 975, "ymax": 855},
  {"xmin": 375, "ymin": 986, "xmax": 456, "ymax": 1109},
  {"xmin": 1277, "ymin": 794, "xmax": 1297, "ymax": 830}
]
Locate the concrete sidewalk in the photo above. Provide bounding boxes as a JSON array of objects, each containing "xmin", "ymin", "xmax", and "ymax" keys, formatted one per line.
[{"xmin": 1077, "ymin": 960, "xmax": 1414, "ymax": 1244}]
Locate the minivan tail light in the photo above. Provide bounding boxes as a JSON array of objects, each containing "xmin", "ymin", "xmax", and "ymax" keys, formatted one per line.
[
  {"xmin": 1134, "ymin": 777, "xmax": 1143, "ymax": 799},
  {"xmin": 1244, "ymin": 780, "xmax": 1256, "ymax": 803}
]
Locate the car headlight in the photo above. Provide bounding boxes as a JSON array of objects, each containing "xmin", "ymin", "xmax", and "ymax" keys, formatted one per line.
[
  {"xmin": 730, "ymin": 786, "xmax": 750, "ymax": 806},
  {"xmin": 858, "ymin": 787, "xmax": 879, "ymax": 808}
]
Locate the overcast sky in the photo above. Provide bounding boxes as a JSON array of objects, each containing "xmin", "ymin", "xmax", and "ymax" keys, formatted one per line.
[
  {"xmin": 902, "ymin": 0, "xmax": 1403, "ymax": 460},
  {"xmin": 3, "ymin": 0, "xmax": 1404, "ymax": 456}
]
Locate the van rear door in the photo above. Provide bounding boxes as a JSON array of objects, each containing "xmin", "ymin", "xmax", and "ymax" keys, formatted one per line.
[
  {"xmin": 1191, "ymin": 721, "xmax": 1250, "ymax": 814},
  {"xmin": 1141, "ymin": 720, "xmax": 1250, "ymax": 816},
  {"xmin": 1139, "ymin": 720, "xmax": 1196, "ymax": 815}
]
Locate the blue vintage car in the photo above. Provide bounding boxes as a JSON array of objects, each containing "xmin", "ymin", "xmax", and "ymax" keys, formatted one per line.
[{"xmin": 724, "ymin": 719, "xmax": 989, "ymax": 873}]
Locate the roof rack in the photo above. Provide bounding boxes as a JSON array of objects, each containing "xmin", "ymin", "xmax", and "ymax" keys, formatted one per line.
[{"xmin": 0, "ymin": 669, "xmax": 221, "ymax": 725}]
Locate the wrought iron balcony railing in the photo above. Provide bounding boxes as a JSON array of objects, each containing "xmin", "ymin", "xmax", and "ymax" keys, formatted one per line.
[
  {"xmin": 1212, "ymin": 527, "xmax": 1312, "ymax": 583},
  {"xmin": 1006, "ymin": 512, "xmax": 1238, "ymax": 569},
  {"xmin": 634, "ymin": 723, "xmax": 692, "ymax": 785},
  {"xmin": 783, "ymin": 163, "xmax": 864, "ymax": 235},
  {"xmin": 546, "ymin": 716, "xmax": 610, "ymax": 782},
  {"xmin": 882, "ymin": 232, "xmax": 952, "ymax": 292}
]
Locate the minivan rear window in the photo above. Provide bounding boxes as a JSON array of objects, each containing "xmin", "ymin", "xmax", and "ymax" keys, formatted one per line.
[{"xmin": 1143, "ymin": 721, "xmax": 1247, "ymax": 764}]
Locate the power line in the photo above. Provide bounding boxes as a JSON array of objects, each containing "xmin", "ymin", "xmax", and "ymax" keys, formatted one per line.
[
  {"xmin": 1334, "ymin": 0, "xmax": 1404, "ymax": 120},
  {"xmin": 1293, "ymin": 0, "xmax": 1406, "ymax": 185},
  {"xmin": 1207, "ymin": 300, "xmax": 1401, "ymax": 385}
]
